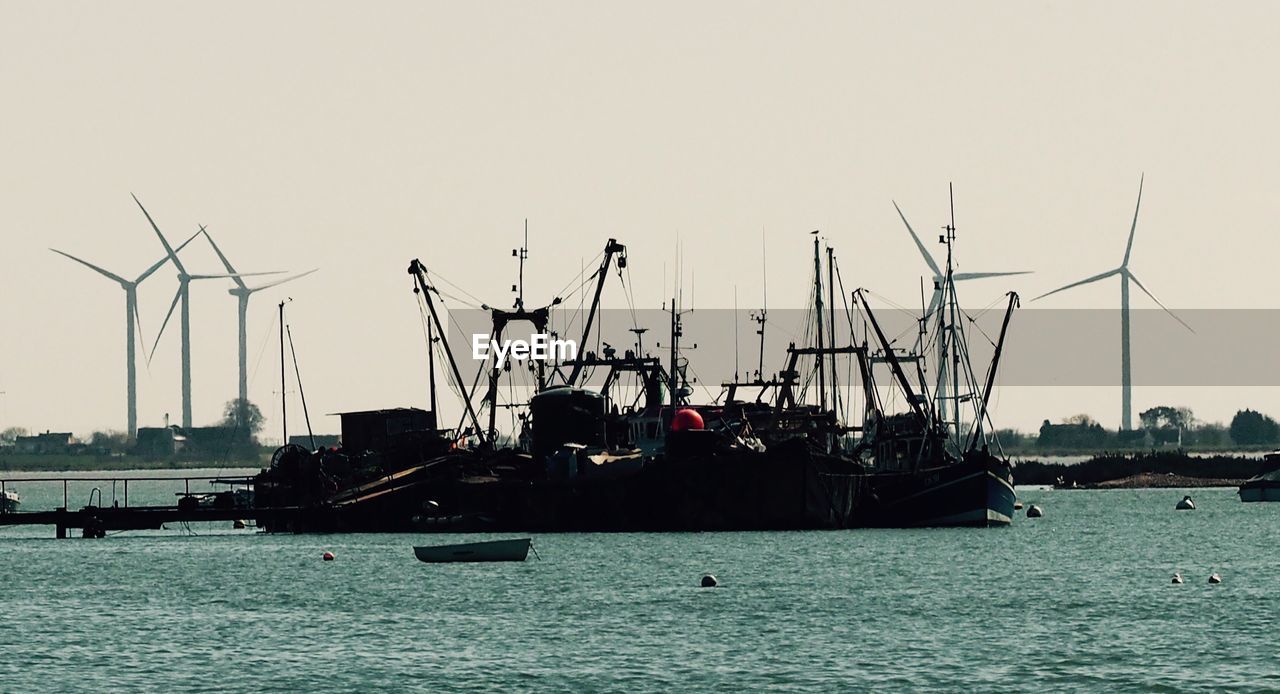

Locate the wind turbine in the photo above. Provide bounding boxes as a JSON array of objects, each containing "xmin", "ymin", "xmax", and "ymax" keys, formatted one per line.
[
  {"xmin": 893, "ymin": 199, "xmax": 1030, "ymax": 424},
  {"xmin": 133, "ymin": 194, "xmax": 281, "ymax": 429},
  {"xmin": 50, "ymin": 230, "xmax": 201, "ymax": 439},
  {"xmin": 200, "ymin": 228, "xmax": 317, "ymax": 406},
  {"xmin": 1032, "ymin": 175, "xmax": 1193, "ymax": 430}
]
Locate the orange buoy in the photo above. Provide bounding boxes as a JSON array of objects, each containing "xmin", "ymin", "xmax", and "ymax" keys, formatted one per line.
[
  {"xmin": 671, "ymin": 408, "xmax": 705, "ymax": 431},
  {"xmin": 322, "ymin": 551, "xmax": 335, "ymax": 561}
]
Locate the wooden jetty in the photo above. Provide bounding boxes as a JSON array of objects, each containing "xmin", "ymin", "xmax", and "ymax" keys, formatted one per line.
[{"xmin": 0, "ymin": 474, "xmax": 306, "ymax": 538}]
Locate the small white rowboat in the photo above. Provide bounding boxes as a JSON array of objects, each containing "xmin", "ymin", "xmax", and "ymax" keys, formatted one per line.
[{"xmin": 413, "ymin": 538, "xmax": 532, "ymax": 563}]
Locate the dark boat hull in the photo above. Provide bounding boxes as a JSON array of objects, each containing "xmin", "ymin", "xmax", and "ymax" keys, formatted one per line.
[
  {"xmin": 1239, "ymin": 481, "xmax": 1280, "ymax": 502},
  {"xmin": 858, "ymin": 457, "xmax": 1016, "ymax": 528}
]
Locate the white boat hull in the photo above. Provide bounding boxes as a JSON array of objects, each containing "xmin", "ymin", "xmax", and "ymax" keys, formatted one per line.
[{"xmin": 413, "ymin": 538, "xmax": 532, "ymax": 563}]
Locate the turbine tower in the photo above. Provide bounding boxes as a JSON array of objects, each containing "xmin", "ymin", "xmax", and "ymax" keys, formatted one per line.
[
  {"xmin": 133, "ymin": 195, "xmax": 279, "ymax": 429},
  {"xmin": 1032, "ymin": 175, "xmax": 1193, "ymax": 430},
  {"xmin": 893, "ymin": 199, "xmax": 1030, "ymax": 424},
  {"xmin": 50, "ymin": 231, "xmax": 200, "ymax": 438},
  {"xmin": 201, "ymin": 228, "xmax": 316, "ymax": 406}
]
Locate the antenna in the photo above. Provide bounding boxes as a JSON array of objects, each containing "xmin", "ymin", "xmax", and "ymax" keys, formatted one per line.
[
  {"xmin": 513, "ymin": 220, "xmax": 528, "ymax": 309},
  {"xmin": 733, "ymin": 285, "xmax": 739, "ymax": 381},
  {"xmin": 755, "ymin": 226, "xmax": 768, "ymax": 380}
]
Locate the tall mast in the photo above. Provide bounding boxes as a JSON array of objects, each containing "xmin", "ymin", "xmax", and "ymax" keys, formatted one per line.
[
  {"xmin": 754, "ymin": 228, "xmax": 768, "ymax": 381},
  {"xmin": 970, "ymin": 292, "xmax": 1019, "ymax": 451},
  {"xmin": 409, "ymin": 259, "xmax": 486, "ymax": 444},
  {"xmin": 827, "ymin": 245, "xmax": 838, "ymax": 417},
  {"xmin": 668, "ymin": 296, "xmax": 680, "ymax": 408},
  {"xmin": 946, "ymin": 183, "xmax": 960, "ymax": 444},
  {"xmin": 278, "ymin": 299, "xmax": 287, "ymax": 447},
  {"xmin": 427, "ymin": 319, "xmax": 438, "ymax": 416},
  {"xmin": 514, "ymin": 221, "xmax": 528, "ymax": 310},
  {"xmin": 813, "ymin": 234, "xmax": 826, "ymax": 411}
]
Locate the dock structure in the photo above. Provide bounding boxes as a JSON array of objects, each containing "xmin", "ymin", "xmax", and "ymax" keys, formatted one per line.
[{"xmin": 0, "ymin": 474, "xmax": 302, "ymax": 538}]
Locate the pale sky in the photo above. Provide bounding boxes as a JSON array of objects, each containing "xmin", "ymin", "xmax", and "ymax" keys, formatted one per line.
[{"xmin": 2, "ymin": 1, "xmax": 1278, "ymax": 439}]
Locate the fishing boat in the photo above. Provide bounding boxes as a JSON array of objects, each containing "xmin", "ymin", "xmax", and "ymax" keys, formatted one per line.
[
  {"xmin": 1, "ymin": 489, "xmax": 19, "ymax": 513},
  {"xmin": 413, "ymin": 538, "xmax": 532, "ymax": 563},
  {"xmin": 842, "ymin": 188, "xmax": 1020, "ymax": 528},
  {"xmin": 1239, "ymin": 452, "xmax": 1280, "ymax": 502},
  {"xmin": 251, "ymin": 211, "xmax": 1019, "ymax": 533}
]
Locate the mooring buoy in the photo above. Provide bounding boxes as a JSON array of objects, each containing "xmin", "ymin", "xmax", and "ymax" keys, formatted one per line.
[
  {"xmin": 1026, "ymin": 504, "xmax": 1044, "ymax": 518},
  {"xmin": 1208, "ymin": 573, "xmax": 1222, "ymax": 584},
  {"xmin": 232, "ymin": 519, "xmax": 246, "ymax": 529},
  {"xmin": 1176, "ymin": 495, "xmax": 1196, "ymax": 511},
  {"xmin": 1171, "ymin": 572, "xmax": 1183, "ymax": 584},
  {"xmin": 1014, "ymin": 500, "xmax": 1024, "ymax": 511},
  {"xmin": 322, "ymin": 551, "xmax": 335, "ymax": 561},
  {"xmin": 700, "ymin": 574, "xmax": 718, "ymax": 588}
]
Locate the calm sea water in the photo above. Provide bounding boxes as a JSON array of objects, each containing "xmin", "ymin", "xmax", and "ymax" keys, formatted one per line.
[{"xmin": 1, "ymin": 470, "xmax": 1277, "ymax": 692}]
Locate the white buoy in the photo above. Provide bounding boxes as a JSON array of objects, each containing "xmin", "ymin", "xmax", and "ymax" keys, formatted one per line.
[
  {"xmin": 1176, "ymin": 495, "xmax": 1196, "ymax": 511},
  {"xmin": 1014, "ymin": 500, "xmax": 1024, "ymax": 511},
  {"xmin": 1026, "ymin": 504, "xmax": 1044, "ymax": 518},
  {"xmin": 1208, "ymin": 573, "xmax": 1222, "ymax": 584},
  {"xmin": 1171, "ymin": 572, "xmax": 1183, "ymax": 584},
  {"xmin": 700, "ymin": 574, "xmax": 719, "ymax": 588}
]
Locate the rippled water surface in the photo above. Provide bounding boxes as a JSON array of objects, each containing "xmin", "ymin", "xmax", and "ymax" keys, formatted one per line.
[{"xmin": 1, "ymin": 472, "xmax": 1277, "ymax": 692}]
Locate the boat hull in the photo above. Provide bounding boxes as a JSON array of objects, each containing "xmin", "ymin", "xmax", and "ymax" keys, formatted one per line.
[
  {"xmin": 413, "ymin": 538, "xmax": 531, "ymax": 563},
  {"xmin": 1239, "ymin": 483, "xmax": 1280, "ymax": 502},
  {"xmin": 858, "ymin": 457, "xmax": 1016, "ymax": 528}
]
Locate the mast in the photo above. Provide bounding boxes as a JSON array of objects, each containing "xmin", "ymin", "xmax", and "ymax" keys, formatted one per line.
[
  {"xmin": 827, "ymin": 245, "xmax": 838, "ymax": 416},
  {"xmin": 856, "ymin": 290, "xmax": 929, "ymax": 425},
  {"xmin": 427, "ymin": 319, "xmax": 438, "ymax": 416},
  {"xmin": 757, "ymin": 227, "xmax": 768, "ymax": 381},
  {"xmin": 668, "ymin": 296, "xmax": 679, "ymax": 408},
  {"xmin": 278, "ymin": 299, "xmax": 287, "ymax": 447},
  {"xmin": 514, "ymin": 221, "xmax": 527, "ymax": 310},
  {"xmin": 565, "ymin": 239, "xmax": 626, "ymax": 386},
  {"xmin": 969, "ymin": 292, "xmax": 1019, "ymax": 451},
  {"xmin": 947, "ymin": 184, "xmax": 960, "ymax": 445},
  {"xmin": 286, "ymin": 320, "xmax": 315, "ymax": 449},
  {"xmin": 813, "ymin": 234, "xmax": 826, "ymax": 411},
  {"xmin": 409, "ymin": 259, "xmax": 486, "ymax": 444}
]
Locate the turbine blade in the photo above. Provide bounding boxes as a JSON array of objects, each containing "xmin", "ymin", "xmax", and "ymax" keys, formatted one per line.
[
  {"xmin": 187, "ymin": 271, "xmax": 285, "ymax": 280},
  {"xmin": 50, "ymin": 249, "xmax": 128, "ymax": 285},
  {"xmin": 893, "ymin": 201, "xmax": 941, "ymax": 277},
  {"xmin": 247, "ymin": 268, "xmax": 318, "ymax": 293},
  {"xmin": 1127, "ymin": 271, "xmax": 1194, "ymax": 333},
  {"xmin": 132, "ymin": 193, "xmax": 185, "ymax": 274},
  {"xmin": 1122, "ymin": 173, "xmax": 1144, "ymax": 267},
  {"xmin": 201, "ymin": 227, "xmax": 248, "ymax": 290},
  {"xmin": 134, "ymin": 300, "xmax": 150, "ymax": 363},
  {"xmin": 953, "ymin": 271, "xmax": 1033, "ymax": 281},
  {"xmin": 1031, "ymin": 268, "xmax": 1121, "ymax": 302},
  {"xmin": 926, "ymin": 288, "xmax": 943, "ymax": 318},
  {"xmin": 136, "ymin": 229, "xmax": 202, "ymax": 283},
  {"xmin": 150, "ymin": 287, "xmax": 182, "ymax": 363}
]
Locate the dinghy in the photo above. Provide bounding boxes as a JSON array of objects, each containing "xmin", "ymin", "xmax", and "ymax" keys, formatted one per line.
[{"xmin": 413, "ymin": 538, "xmax": 532, "ymax": 563}]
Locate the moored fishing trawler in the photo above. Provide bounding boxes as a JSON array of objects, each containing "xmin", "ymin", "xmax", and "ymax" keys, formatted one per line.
[
  {"xmin": 746, "ymin": 214, "xmax": 1018, "ymax": 528},
  {"xmin": 1, "ymin": 488, "xmax": 19, "ymax": 513},
  {"xmin": 252, "ymin": 206, "xmax": 1020, "ymax": 533},
  {"xmin": 1239, "ymin": 452, "xmax": 1280, "ymax": 502}
]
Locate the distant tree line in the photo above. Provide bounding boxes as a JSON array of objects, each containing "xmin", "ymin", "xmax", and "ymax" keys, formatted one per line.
[{"xmin": 1015, "ymin": 406, "xmax": 1280, "ymax": 451}]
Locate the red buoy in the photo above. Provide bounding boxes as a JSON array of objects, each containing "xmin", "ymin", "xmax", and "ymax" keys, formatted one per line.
[
  {"xmin": 671, "ymin": 408, "xmax": 705, "ymax": 431},
  {"xmin": 322, "ymin": 551, "xmax": 335, "ymax": 561}
]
